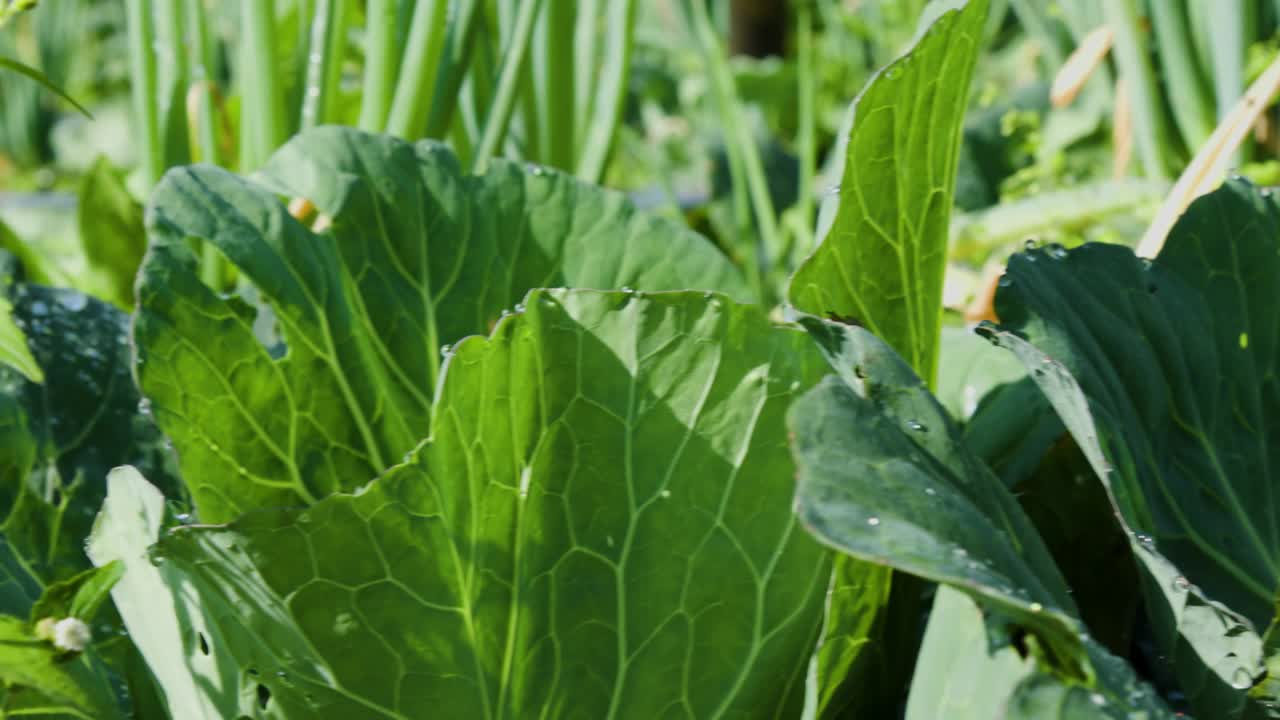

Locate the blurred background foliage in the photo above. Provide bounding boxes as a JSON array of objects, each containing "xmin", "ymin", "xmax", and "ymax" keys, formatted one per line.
[{"xmin": 2, "ymin": 0, "xmax": 1280, "ymax": 315}]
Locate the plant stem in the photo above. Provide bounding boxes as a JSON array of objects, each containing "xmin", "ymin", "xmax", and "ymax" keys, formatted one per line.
[
  {"xmin": 384, "ymin": 0, "xmax": 449, "ymax": 138},
  {"xmin": 424, "ymin": 0, "xmax": 483, "ymax": 139},
  {"xmin": 184, "ymin": 0, "xmax": 221, "ymax": 165},
  {"xmin": 792, "ymin": 0, "xmax": 816, "ymax": 264},
  {"xmin": 1148, "ymin": 0, "xmax": 1214, "ymax": 152},
  {"xmin": 124, "ymin": 0, "xmax": 163, "ymax": 188},
  {"xmin": 575, "ymin": 0, "xmax": 637, "ymax": 183},
  {"xmin": 239, "ymin": 0, "xmax": 285, "ymax": 171},
  {"xmin": 573, "ymin": 0, "xmax": 600, "ymax": 144},
  {"xmin": 683, "ymin": 0, "xmax": 781, "ymax": 301},
  {"xmin": 357, "ymin": 0, "xmax": 399, "ymax": 131},
  {"xmin": 1104, "ymin": 0, "xmax": 1172, "ymax": 179},
  {"xmin": 472, "ymin": 0, "xmax": 544, "ymax": 173},
  {"xmin": 536, "ymin": 0, "xmax": 575, "ymax": 170},
  {"xmin": 301, "ymin": 0, "xmax": 349, "ymax": 129},
  {"xmin": 1205, "ymin": 0, "xmax": 1254, "ymax": 163}
]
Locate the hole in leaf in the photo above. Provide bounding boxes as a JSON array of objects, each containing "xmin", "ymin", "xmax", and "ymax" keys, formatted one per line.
[
  {"xmin": 197, "ymin": 632, "xmax": 209, "ymax": 656},
  {"xmin": 257, "ymin": 684, "xmax": 271, "ymax": 710}
]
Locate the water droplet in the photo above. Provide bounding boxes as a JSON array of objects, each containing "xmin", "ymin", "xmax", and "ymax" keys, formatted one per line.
[
  {"xmin": 1045, "ymin": 243, "xmax": 1068, "ymax": 259},
  {"xmin": 866, "ymin": 517, "xmax": 880, "ymax": 527},
  {"xmin": 1023, "ymin": 238, "xmax": 1038, "ymax": 251},
  {"xmin": 513, "ymin": 303, "xmax": 526, "ymax": 313},
  {"xmin": 440, "ymin": 344, "xmax": 452, "ymax": 356},
  {"xmin": 137, "ymin": 398, "xmax": 152, "ymax": 415},
  {"xmin": 58, "ymin": 293, "xmax": 88, "ymax": 312},
  {"xmin": 1090, "ymin": 693, "xmax": 1106, "ymax": 706},
  {"xmin": 621, "ymin": 287, "xmax": 635, "ymax": 295},
  {"xmin": 605, "ymin": 535, "xmax": 615, "ymax": 547},
  {"xmin": 29, "ymin": 300, "xmax": 49, "ymax": 316},
  {"xmin": 1029, "ymin": 602, "xmax": 1043, "ymax": 613},
  {"xmin": 1135, "ymin": 533, "xmax": 1155, "ymax": 549},
  {"xmin": 924, "ymin": 487, "xmax": 936, "ymax": 496},
  {"xmin": 953, "ymin": 548, "xmax": 968, "ymax": 558},
  {"xmin": 659, "ymin": 489, "xmax": 671, "ymax": 499},
  {"xmin": 175, "ymin": 512, "xmax": 192, "ymax": 523},
  {"xmin": 997, "ymin": 275, "xmax": 1013, "ymax": 288},
  {"xmin": 905, "ymin": 420, "xmax": 927, "ymax": 432},
  {"xmin": 886, "ymin": 66, "xmax": 901, "ymax": 79},
  {"xmin": 1172, "ymin": 575, "xmax": 1191, "ymax": 591},
  {"xmin": 1232, "ymin": 668, "xmax": 1255, "ymax": 690}
]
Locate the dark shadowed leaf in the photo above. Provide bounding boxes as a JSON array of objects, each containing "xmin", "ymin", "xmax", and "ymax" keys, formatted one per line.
[
  {"xmin": 790, "ymin": 322, "xmax": 1173, "ymax": 717},
  {"xmin": 982, "ymin": 179, "xmax": 1280, "ymax": 717}
]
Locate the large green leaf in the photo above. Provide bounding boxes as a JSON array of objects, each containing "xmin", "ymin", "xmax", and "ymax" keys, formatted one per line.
[
  {"xmin": 787, "ymin": 0, "xmax": 986, "ymax": 386},
  {"xmin": 980, "ymin": 178, "xmax": 1280, "ymax": 717},
  {"xmin": 100, "ymin": 289, "xmax": 832, "ymax": 719},
  {"xmin": 136, "ymin": 127, "xmax": 749, "ymax": 523},
  {"xmin": 790, "ymin": 322, "xmax": 1174, "ymax": 717}
]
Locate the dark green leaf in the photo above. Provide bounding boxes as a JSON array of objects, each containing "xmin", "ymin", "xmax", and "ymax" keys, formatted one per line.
[
  {"xmin": 790, "ymin": 323, "xmax": 1173, "ymax": 717},
  {"xmin": 983, "ymin": 179, "xmax": 1280, "ymax": 717}
]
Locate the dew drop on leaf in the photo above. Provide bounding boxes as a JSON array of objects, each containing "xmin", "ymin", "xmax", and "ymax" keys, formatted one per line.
[{"xmin": 866, "ymin": 517, "xmax": 880, "ymax": 526}]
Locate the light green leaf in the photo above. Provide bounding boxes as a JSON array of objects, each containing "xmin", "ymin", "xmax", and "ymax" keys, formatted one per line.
[
  {"xmin": 906, "ymin": 588, "xmax": 1034, "ymax": 720},
  {"xmin": 77, "ymin": 156, "xmax": 147, "ymax": 310},
  {"xmin": 790, "ymin": 323, "xmax": 1174, "ymax": 717},
  {"xmin": 787, "ymin": 0, "xmax": 987, "ymax": 387},
  {"xmin": 981, "ymin": 178, "xmax": 1280, "ymax": 717},
  {"xmin": 29, "ymin": 561, "xmax": 123, "ymax": 626},
  {"xmin": 136, "ymin": 126, "xmax": 749, "ymax": 522},
  {"xmin": 0, "ymin": 297, "xmax": 40, "ymax": 383},
  {"xmin": 105, "ymin": 289, "xmax": 832, "ymax": 719},
  {"xmin": 86, "ymin": 467, "xmax": 224, "ymax": 720}
]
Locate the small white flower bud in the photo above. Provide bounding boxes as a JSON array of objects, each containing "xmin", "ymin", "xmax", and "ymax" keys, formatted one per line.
[{"xmin": 51, "ymin": 617, "xmax": 91, "ymax": 652}]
